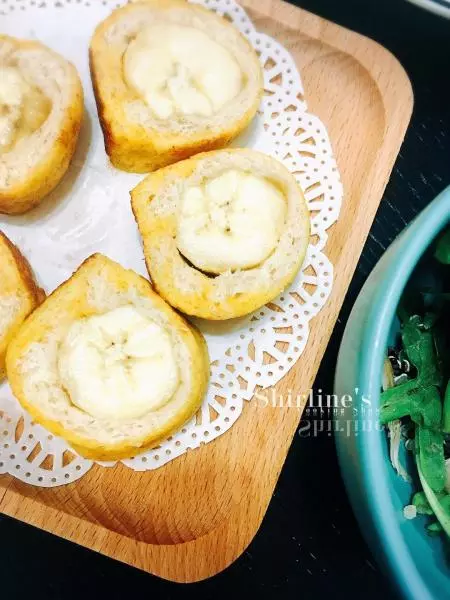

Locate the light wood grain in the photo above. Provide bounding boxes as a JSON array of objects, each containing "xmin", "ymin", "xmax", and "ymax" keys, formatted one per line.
[{"xmin": 0, "ymin": 0, "xmax": 413, "ymax": 583}]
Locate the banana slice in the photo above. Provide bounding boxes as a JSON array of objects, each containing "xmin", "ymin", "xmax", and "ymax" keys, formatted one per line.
[
  {"xmin": 0, "ymin": 35, "xmax": 83, "ymax": 214},
  {"xmin": 58, "ymin": 306, "xmax": 180, "ymax": 420},
  {"xmin": 131, "ymin": 149, "xmax": 311, "ymax": 320},
  {"xmin": 177, "ymin": 169, "xmax": 286, "ymax": 273},
  {"xmin": 6, "ymin": 254, "xmax": 209, "ymax": 460},
  {"xmin": 0, "ymin": 231, "xmax": 44, "ymax": 380},
  {"xmin": 90, "ymin": 0, "xmax": 262, "ymax": 172},
  {"xmin": 124, "ymin": 24, "xmax": 243, "ymax": 120}
]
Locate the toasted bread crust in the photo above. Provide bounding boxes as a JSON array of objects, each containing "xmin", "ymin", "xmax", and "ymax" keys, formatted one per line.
[
  {"xmin": 0, "ymin": 232, "xmax": 45, "ymax": 305},
  {"xmin": 0, "ymin": 231, "xmax": 44, "ymax": 378}
]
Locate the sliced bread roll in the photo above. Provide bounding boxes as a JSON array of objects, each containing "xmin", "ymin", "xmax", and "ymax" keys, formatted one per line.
[
  {"xmin": 0, "ymin": 35, "xmax": 83, "ymax": 214},
  {"xmin": 131, "ymin": 148, "xmax": 311, "ymax": 320},
  {"xmin": 6, "ymin": 254, "xmax": 209, "ymax": 461},
  {"xmin": 0, "ymin": 231, "xmax": 44, "ymax": 379},
  {"xmin": 90, "ymin": 0, "xmax": 263, "ymax": 173}
]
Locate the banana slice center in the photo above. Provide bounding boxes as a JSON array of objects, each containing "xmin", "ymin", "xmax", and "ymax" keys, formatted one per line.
[
  {"xmin": 177, "ymin": 169, "xmax": 287, "ymax": 274},
  {"xmin": 123, "ymin": 24, "xmax": 243, "ymax": 119},
  {"xmin": 58, "ymin": 306, "xmax": 179, "ymax": 420},
  {"xmin": 0, "ymin": 66, "xmax": 50, "ymax": 152}
]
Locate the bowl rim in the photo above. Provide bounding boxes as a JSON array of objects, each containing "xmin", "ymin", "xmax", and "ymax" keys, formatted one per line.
[{"xmin": 341, "ymin": 185, "xmax": 450, "ymax": 600}]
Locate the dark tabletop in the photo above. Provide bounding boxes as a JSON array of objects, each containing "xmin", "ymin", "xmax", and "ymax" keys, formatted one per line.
[{"xmin": 2, "ymin": 0, "xmax": 450, "ymax": 598}]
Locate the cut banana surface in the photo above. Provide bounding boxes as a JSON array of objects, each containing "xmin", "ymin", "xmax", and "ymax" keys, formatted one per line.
[
  {"xmin": 178, "ymin": 169, "xmax": 287, "ymax": 274},
  {"xmin": 131, "ymin": 149, "xmax": 311, "ymax": 320},
  {"xmin": 90, "ymin": 0, "xmax": 262, "ymax": 172},
  {"xmin": 124, "ymin": 24, "xmax": 243, "ymax": 120},
  {"xmin": 6, "ymin": 254, "xmax": 209, "ymax": 460},
  {"xmin": 58, "ymin": 306, "xmax": 180, "ymax": 420},
  {"xmin": 0, "ymin": 35, "xmax": 83, "ymax": 215}
]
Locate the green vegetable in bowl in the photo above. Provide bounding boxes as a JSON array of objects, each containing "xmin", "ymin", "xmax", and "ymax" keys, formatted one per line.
[
  {"xmin": 444, "ymin": 381, "xmax": 450, "ymax": 433},
  {"xmin": 380, "ymin": 318, "xmax": 442, "ymax": 428},
  {"xmin": 418, "ymin": 463, "xmax": 450, "ymax": 537},
  {"xmin": 380, "ymin": 227, "xmax": 450, "ymax": 536},
  {"xmin": 412, "ymin": 491, "xmax": 433, "ymax": 515},
  {"xmin": 417, "ymin": 424, "xmax": 445, "ymax": 493}
]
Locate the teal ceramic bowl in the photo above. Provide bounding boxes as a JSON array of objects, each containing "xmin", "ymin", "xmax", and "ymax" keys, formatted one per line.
[{"xmin": 334, "ymin": 186, "xmax": 450, "ymax": 600}]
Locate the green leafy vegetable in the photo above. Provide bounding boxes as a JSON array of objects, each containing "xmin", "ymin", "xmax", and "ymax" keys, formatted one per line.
[
  {"xmin": 380, "ymin": 317, "xmax": 443, "ymax": 430},
  {"xmin": 412, "ymin": 491, "xmax": 433, "ymax": 515},
  {"xmin": 443, "ymin": 381, "xmax": 450, "ymax": 434},
  {"xmin": 417, "ymin": 425, "xmax": 446, "ymax": 493},
  {"xmin": 418, "ymin": 461, "xmax": 450, "ymax": 537},
  {"xmin": 381, "ymin": 226, "xmax": 450, "ymax": 537}
]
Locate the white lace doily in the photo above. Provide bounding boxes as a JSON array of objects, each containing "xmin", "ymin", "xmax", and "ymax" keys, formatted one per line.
[{"xmin": 0, "ymin": 0, "xmax": 343, "ymax": 486}]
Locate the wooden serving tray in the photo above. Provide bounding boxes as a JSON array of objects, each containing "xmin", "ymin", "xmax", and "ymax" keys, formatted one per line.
[{"xmin": 0, "ymin": 0, "xmax": 412, "ymax": 583}]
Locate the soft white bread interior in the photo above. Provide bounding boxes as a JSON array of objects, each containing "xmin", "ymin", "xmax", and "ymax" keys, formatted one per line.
[
  {"xmin": 131, "ymin": 148, "xmax": 311, "ymax": 320},
  {"xmin": 6, "ymin": 254, "xmax": 209, "ymax": 460},
  {"xmin": 90, "ymin": 0, "xmax": 263, "ymax": 173},
  {"xmin": 0, "ymin": 231, "xmax": 44, "ymax": 379},
  {"xmin": 0, "ymin": 35, "xmax": 83, "ymax": 214}
]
